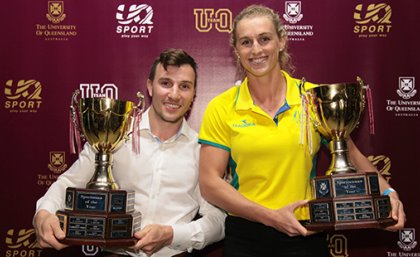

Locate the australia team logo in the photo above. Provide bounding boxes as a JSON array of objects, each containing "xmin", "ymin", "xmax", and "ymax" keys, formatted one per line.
[
  {"xmin": 397, "ymin": 77, "xmax": 416, "ymax": 99},
  {"xmin": 283, "ymin": 1, "xmax": 303, "ymax": 24},
  {"xmin": 398, "ymin": 228, "xmax": 418, "ymax": 251},
  {"xmin": 46, "ymin": 1, "xmax": 66, "ymax": 24}
]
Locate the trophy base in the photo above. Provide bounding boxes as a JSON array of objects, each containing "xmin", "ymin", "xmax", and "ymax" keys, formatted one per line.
[
  {"xmin": 59, "ymin": 237, "xmax": 137, "ymax": 247},
  {"xmin": 305, "ymin": 217, "xmax": 396, "ymax": 231},
  {"xmin": 307, "ymin": 172, "xmax": 397, "ymax": 231},
  {"xmin": 56, "ymin": 210, "xmax": 141, "ymax": 247},
  {"xmin": 306, "ymin": 195, "xmax": 396, "ymax": 231}
]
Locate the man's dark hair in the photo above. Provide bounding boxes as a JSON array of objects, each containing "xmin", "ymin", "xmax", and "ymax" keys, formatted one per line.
[
  {"xmin": 148, "ymin": 48, "xmax": 197, "ymax": 119},
  {"xmin": 149, "ymin": 48, "xmax": 197, "ymax": 88}
]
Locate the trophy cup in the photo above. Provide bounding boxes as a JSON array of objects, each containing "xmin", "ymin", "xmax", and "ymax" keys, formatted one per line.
[
  {"xmin": 56, "ymin": 90, "xmax": 144, "ymax": 246},
  {"xmin": 303, "ymin": 77, "xmax": 396, "ymax": 231}
]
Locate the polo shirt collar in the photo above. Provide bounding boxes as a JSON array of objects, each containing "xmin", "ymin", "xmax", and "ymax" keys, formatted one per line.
[{"xmin": 235, "ymin": 70, "xmax": 303, "ymax": 111}]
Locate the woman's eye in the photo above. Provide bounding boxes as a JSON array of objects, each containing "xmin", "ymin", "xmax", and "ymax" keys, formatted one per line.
[
  {"xmin": 259, "ymin": 37, "xmax": 270, "ymax": 44},
  {"xmin": 241, "ymin": 40, "xmax": 251, "ymax": 47}
]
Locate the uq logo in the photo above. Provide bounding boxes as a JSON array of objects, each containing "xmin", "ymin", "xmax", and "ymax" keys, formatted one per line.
[
  {"xmin": 116, "ymin": 4, "xmax": 154, "ymax": 38},
  {"xmin": 4, "ymin": 229, "xmax": 41, "ymax": 257},
  {"xmin": 116, "ymin": 4, "xmax": 153, "ymax": 25},
  {"xmin": 283, "ymin": 1, "xmax": 303, "ymax": 24},
  {"xmin": 368, "ymin": 155, "xmax": 391, "ymax": 182},
  {"xmin": 82, "ymin": 245, "xmax": 100, "ymax": 256},
  {"xmin": 353, "ymin": 3, "xmax": 392, "ymax": 36},
  {"xmin": 328, "ymin": 234, "xmax": 348, "ymax": 257},
  {"xmin": 46, "ymin": 1, "xmax": 66, "ymax": 24},
  {"xmin": 398, "ymin": 228, "xmax": 418, "ymax": 251},
  {"xmin": 4, "ymin": 79, "xmax": 42, "ymax": 113},
  {"xmin": 397, "ymin": 77, "xmax": 416, "ymax": 100},
  {"xmin": 48, "ymin": 151, "xmax": 68, "ymax": 174},
  {"xmin": 79, "ymin": 83, "xmax": 118, "ymax": 99},
  {"xmin": 194, "ymin": 8, "xmax": 232, "ymax": 32}
]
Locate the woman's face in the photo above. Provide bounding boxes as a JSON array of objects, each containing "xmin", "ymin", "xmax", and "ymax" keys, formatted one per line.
[{"xmin": 234, "ymin": 15, "xmax": 285, "ymax": 78}]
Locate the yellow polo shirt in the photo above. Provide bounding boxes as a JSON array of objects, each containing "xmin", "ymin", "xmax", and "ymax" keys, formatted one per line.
[{"xmin": 199, "ymin": 71, "xmax": 321, "ymax": 220}]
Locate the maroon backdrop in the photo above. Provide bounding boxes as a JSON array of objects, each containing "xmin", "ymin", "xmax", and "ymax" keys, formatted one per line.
[{"xmin": 1, "ymin": 1, "xmax": 419, "ymax": 256}]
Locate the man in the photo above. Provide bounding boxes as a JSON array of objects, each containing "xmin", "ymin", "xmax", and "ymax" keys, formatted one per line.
[{"xmin": 33, "ymin": 49, "xmax": 226, "ymax": 257}]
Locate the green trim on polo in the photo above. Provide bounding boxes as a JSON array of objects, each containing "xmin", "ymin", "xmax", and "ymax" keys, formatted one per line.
[{"xmin": 198, "ymin": 139, "xmax": 230, "ymax": 152}]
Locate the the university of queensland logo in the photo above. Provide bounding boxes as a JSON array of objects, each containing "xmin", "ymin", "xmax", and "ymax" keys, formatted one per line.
[
  {"xmin": 46, "ymin": 1, "xmax": 66, "ymax": 24},
  {"xmin": 398, "ymin": 228, "xmax": 418, "ymax": 251},
  {"xmin": 397, "ymin": 77, "xmax": 416, "ymax": 99},
  {"xmin": 318, "ymin": 181, "xmax": 330, "ymax": 197},
  {"xmin": 283, "ymin": 1, "xmax": 303, "ymax": 24},
  {"xmin": 48, "ymin": 151, "xmax": 68, "ymax": 174}
]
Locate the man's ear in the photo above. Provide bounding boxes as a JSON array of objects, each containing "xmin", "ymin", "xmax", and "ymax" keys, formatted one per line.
[{"xmin": 146, "ymin": 79, "xmax": 153, "ymax": 97}]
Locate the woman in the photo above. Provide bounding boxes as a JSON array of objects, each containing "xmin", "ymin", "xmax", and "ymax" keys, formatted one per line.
[{"xmin": 198, "ymin": 4, "xmax": 405, "ymax": 257}]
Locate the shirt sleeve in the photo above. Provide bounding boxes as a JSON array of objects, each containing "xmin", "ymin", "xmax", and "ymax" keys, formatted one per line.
[
  {"xmin": 35, "ymin": 143, "xmax": 96, "ymax": 214},
  {"xmin": 170, "ymin": 185, "xmax": 226, "ymax": 251},
  {"xmin": 198, "ymin": 95, "xmax": 232, "ymax": 152}
]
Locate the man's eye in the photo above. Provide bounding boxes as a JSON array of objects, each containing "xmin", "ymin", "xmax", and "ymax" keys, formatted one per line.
[
  {"xmin": 180, "ymin": 84, "xmax": 192, "ymax": 91},
  {"xmin": 161, "ymin": 81, "xmax": 171, "ymax": 87}
]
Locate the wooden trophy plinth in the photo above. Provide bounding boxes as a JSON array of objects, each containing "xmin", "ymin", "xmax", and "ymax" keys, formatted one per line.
[
  {"xmin": 305, "ymin": 172, "xmax": 396, "ymax": 231},
  {"xmin": 56, "ymin": 187, "xmax": 141, "ymax": 247}
]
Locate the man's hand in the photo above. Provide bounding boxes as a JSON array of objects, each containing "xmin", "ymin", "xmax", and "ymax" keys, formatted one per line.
[
  {"xmin": 384, "ymin": 191, "xmax": 406, "ymax": 232},
  {"xmin": 133, "ymin": 224, "xmax": 173, "ymax": 256},
  {"xmin": 33, "ymin": 210, "xmax": 68, "ymax": 250}
]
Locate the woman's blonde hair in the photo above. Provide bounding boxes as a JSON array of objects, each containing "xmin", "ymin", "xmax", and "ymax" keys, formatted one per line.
[{"xmin": 230, "ymin": 4, "xmax": 294, "ymax": 77}]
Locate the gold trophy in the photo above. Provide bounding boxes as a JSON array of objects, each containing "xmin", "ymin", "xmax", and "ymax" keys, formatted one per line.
[
  {"xmin": 303, "ymin": 77, "xmax": 396, "ymax": 230},
  {"xmin": 56, "ymin": 90, "xmax": 144, "ymax": 246}
]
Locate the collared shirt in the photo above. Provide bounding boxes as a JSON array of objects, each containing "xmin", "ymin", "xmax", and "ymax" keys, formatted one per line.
[
  {"xmin": 198, "ymin": 71, "xmax": 321, "ymax": 220},
  {"xmin": 36, "ymin": 108, "xmax": 226, "ymax": 257}
]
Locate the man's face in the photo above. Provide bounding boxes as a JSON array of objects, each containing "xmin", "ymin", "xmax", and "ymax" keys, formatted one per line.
[{"xmin": 147, "ymin": 63, "xmax": 195, "ymax": 124}]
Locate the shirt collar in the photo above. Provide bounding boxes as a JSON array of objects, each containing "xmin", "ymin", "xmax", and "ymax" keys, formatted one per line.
[
  {"xmin": 140, "ymin": 107, "xmax": 195, "ymax": 141},
  {"xmin": 235, "ymin": 70, "xmax": 304, "ymax": 110}
]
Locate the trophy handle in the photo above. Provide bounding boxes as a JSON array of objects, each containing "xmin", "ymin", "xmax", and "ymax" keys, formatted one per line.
[
  {"xmin": 357, "ymin": 76, "xmax": 367, "ymax": 111},
  {"xmin": 69, "ymin": 89, "xmax": 84, "ymax": 154},
  {"xmin": 70, "ymin": 90, "xmax": 80, "ymax": 133},
  {"xmin": 357, "ymin": 76, "xmax": 375, "ymax": 135},
  {"xmin": 136, "ymin": 91, "xmax": 145, "ymax": 113},
  {"xmin": 300, "ymin": 78, "xmax": 322, "ymax": 129},
  {"xmin": 126, "ymin": 91, "xmax": 146, "ymax": 155},
  {"xmin": 299, "ymin": 77, "xmax": 307, "ymax": 94},
  {"xmin": 126, "ymin": 91, "xmax": 145, "ymax": 140}
]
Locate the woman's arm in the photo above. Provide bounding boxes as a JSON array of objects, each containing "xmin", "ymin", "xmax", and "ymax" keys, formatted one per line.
[
  {"xmin": 199, "ymin": 144, "xmax": 310, "ymax": 236},
  {"xmin": 347, "ymin": 138, "xmax": 406, "ymax": 231}
]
